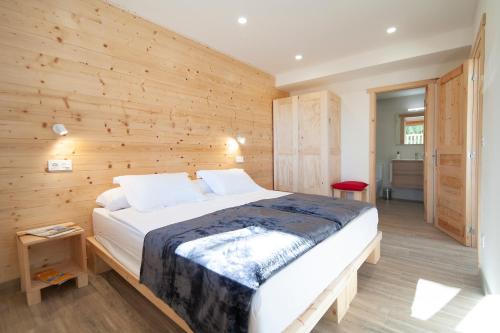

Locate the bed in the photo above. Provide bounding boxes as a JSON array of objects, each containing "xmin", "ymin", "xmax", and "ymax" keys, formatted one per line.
[{"xmin": 87, "ymin": 188, "xmax": 381, "ymax": 333}]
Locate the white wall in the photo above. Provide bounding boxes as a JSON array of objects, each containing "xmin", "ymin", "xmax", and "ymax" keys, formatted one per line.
[
  {"xmin": 376, "ymin": 94, "xmax": 425, "ymax": 201},
  {"xmin": 291, "ymin": 60, "xmax": 463, "ymax": 185},
  {"xmin": 288, "ymin": 0, "xmax": 500, "ymax": 296},
  {"xmin": 474, "ymin": 0, "xmax": 500, "ymax": 295}
]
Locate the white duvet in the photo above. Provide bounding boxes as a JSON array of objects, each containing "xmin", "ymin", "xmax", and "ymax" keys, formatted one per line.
[{"xmin": 93, "ymin": 189, "xmax": 378, "ymax": 333}]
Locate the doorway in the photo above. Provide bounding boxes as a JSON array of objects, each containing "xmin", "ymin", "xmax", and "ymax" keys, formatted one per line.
[
  {"xmin": 368, "ymin": 80, "xmax": 436, "ymax": 225},
  {"xmin": 375, "ymin": 87, "xmax": 427, "ymax": 215}
]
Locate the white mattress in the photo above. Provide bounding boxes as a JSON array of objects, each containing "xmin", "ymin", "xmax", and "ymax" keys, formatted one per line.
[{"xmin": 93, "ymin": 190, "xmax": 378, "ymax": 333}]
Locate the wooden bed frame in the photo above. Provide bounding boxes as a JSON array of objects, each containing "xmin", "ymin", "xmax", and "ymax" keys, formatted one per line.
[{"xmin": 86, "ymin": 231, "xmax": 382, "ymax": 333}]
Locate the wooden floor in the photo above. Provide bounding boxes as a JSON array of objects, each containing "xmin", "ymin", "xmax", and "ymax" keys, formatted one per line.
[{"xmin": 0, "ymin": 200, "xmax": 483, "ymax": 333}]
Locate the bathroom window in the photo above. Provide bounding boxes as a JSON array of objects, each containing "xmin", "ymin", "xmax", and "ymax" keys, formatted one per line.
[{"xmin": 399, "ymin": 113, "xmax": 424, "ymax": 145}]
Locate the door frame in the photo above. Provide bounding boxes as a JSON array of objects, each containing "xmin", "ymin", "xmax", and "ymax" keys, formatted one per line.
[
  {"xmin": 367, "ymin": 79, "xmax": 437, "ymax": 224},
  {"xmin": 470, "ymin": 14, "xmax": 486, "ymax": 251}
]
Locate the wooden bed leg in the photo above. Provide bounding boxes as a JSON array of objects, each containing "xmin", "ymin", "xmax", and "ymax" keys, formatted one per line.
[
  {"xmin": 332, "ymin": 271, "xmax": 358, "ymax": 323},
  {"xmin": 366, "ymin": 240, "xmax": 380, "ymax": 264},
  {"xmin": 87, "ymin": 245, "xmax": 111, "ymax": 274},
  {"xmin": 347, "ymin": 273, "xmax": 357, "ymax": 304}
]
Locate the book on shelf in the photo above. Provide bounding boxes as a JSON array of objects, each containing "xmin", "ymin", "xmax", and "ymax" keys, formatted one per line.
[
  {"xmin": 34, "ymin": 268, "xmax": 74, "ymax": 286},
  {"xmin": 25, "ymin": 225, "xmax": 77, "ymax": 238}
]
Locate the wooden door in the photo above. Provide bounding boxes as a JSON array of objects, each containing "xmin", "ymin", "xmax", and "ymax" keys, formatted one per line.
[
  {"xmin": 435, "ymin": 63, "xmax": 473, "ymax": 245},
  {"xmin": 273, "ymin": 97, "xmax": 298, "ymax": 192},
  {"xmin": 298, "ymin": 92, "xmax": 323, "ymax": 195}
]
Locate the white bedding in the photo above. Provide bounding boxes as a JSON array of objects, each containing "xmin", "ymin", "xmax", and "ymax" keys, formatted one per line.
[{"xmin": 93, "ymin": 190, "xmax": 378, "ymax": 333}]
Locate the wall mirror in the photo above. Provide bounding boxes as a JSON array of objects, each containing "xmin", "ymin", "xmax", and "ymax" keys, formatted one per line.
[{"xmin": 396, "ymin": 112, "xmax": 424, "ymax": 145}]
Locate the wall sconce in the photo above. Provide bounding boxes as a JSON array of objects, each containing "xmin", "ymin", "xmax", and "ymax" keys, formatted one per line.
[
  {"xmin": 226, "ymin": 137, "xmax": 239, "ymax": 154},
  {"xmin": 52, "ymin": 124, "xmax": 68, "ymax": 136},
  {"xmin": 236, "ymin": 135, "xmax": 246, "ymax": 145}
]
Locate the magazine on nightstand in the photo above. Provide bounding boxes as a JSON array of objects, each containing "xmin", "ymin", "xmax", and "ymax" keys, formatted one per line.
[
  {"xmin": 25, "ymin": 225, "xmax": 78, "ymax": 238},
  {"xmin": 34, "ymin": 268, "xmax": 75, "ymax": 285}
]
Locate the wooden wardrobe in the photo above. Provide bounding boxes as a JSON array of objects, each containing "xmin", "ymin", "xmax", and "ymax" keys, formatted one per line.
[{"xmin": 273, "ymin": 91, "xmax": 341, "ymax": 196}]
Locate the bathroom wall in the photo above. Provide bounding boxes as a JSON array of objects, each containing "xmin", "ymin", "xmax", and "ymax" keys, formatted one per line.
[{"xmin": 376, "ymin": 93, "xmax": 425, "ymax": 201}]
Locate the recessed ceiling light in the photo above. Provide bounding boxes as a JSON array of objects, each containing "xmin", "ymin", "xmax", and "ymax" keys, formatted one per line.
[
  {"xmin": 295, "ymin": 54, "xmax": 303, "ymax": 61},
  {"xmin": 386, "ymin": 26, "xmax": 397, "ymax": 34},
  {"xmin": 238, "ymin": 17, "xmax": 247, "ymax": 25}
]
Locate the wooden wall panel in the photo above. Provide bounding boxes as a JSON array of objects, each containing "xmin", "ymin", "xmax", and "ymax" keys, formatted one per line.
[{"xmin": 0, "ymin": 0, "xmax": 287, "ymax": 283}]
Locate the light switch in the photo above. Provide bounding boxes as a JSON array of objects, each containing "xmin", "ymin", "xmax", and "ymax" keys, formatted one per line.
[
  {"xmin": 235, "ymin": 156, "xmax": 245, "ymax": 163},
  {"xmin": 47, "ymin": 160, "xmax": 73, "ymax": 172}
]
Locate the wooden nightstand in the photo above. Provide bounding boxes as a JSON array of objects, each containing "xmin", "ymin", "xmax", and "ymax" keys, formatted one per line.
[{"xmin": 16, "ymin": 222, "xmax": 88, "ymax": 305}]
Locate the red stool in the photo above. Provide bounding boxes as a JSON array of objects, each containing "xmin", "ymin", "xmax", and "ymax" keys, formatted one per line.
[{"xmin": 331, "ymin": 181, "xmax": 369, "ymax": 202}]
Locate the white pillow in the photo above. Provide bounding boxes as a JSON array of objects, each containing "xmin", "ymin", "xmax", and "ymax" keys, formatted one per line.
[
  {"xmin": 196, "ymin": 169, "xmax": 262, "ymax": 195},
  {"xmin": 96, "ymin": 187, "xmax": 130, "ymax": 211},
  {"xmin": 113, "ymin": 172, "xmax": 206, "ymax": 212},
  {"xmin": 192, "ymin": 179, "xmax": 213, "ymax": 194}
]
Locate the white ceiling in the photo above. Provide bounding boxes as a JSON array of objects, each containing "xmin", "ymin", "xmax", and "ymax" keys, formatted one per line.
[
  {"xmin": 108, "ymin": 0, "xmax": 478, "ymax": 86},
  {"xmin": 282, "ymin": 46, "xmax": 470, "ymax": 91}
]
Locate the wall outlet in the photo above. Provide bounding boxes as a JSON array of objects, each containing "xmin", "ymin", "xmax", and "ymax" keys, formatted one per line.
[
  {"xmin": 47, "ymin": 160, "xmax": 73, "ymax": 172},
  {"xmin": 235, "ymin": 155, "xmax": 245, "ymax": 163}
]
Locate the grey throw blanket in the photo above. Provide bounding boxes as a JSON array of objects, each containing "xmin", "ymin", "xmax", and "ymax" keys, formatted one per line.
[{"xmin": 140, "ymin": 193, "xmax": 372, "ymax": 333}]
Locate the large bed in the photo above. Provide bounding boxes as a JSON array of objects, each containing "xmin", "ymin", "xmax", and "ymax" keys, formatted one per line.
[{"xmin": 88, "ymin": 189, "xmax": 380, "ymax": 333}]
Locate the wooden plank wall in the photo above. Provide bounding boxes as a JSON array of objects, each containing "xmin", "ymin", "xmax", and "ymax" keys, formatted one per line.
[{"xmin": 0, "ymin": 0, "xmax": 287, "ymax": 283}]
